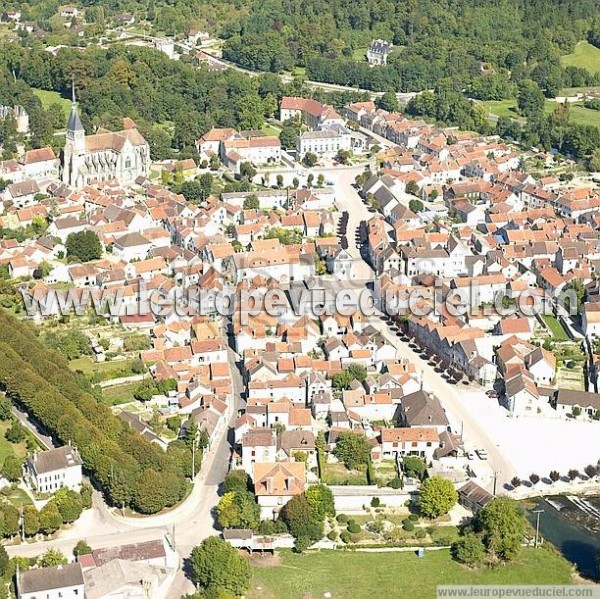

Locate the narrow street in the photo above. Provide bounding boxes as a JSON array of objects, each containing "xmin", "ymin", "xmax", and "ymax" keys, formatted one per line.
[
  {"xmin": 7, "ymin": 346, "xmax": 246, "ymax": 598},
  {"xmin": 316, "ymin": 168, "xmax": 516, "ymax": 490}
]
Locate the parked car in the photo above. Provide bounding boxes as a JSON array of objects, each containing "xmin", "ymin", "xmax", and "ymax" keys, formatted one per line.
[{"xmin": 476, "ymin": 449, "xmax": 488, "ymax": 460}]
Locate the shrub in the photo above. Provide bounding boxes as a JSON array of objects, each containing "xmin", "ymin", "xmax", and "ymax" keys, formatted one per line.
[
  {"xmin": 402, "ymin": 519, "xmax": 415, "ymax": 532},
  {"xmin": 409, "ymin": 514, "xmax": 419, "ymax": 522},
  {"xmin": 388, "ymin": 477, "xmax": 403, "ymax": 489},
  {"xmin": 340, "ymin": 531, "xmax": 351, "ymax": 544},
  {"xmin": 327, "ymin": 530, "xmax": 338, "ymax": 541},
  {"xmin": 336, "ymin": 514, "xmax": 348, "ymax": 524},
  {"xmin": 370, "ymin": 497, "xmax": 380, "ymax": 507},
  {"xmin": 415, "ymin": 529, "xmax": 427, "ymax": 539},
  {"xmin": 347, "ymin": 522, "xmax": 361, "ymax": 534}
]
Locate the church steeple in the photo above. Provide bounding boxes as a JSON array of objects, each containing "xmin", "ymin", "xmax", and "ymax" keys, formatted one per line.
[{"xmin": 66, "ymin": 80, "xmax": 84, "ymax": 136}]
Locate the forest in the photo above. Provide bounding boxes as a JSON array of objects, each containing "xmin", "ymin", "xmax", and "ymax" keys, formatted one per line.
[{"xmin": 0, "ymin": 311, "xmax": 197, "ymax": 514}]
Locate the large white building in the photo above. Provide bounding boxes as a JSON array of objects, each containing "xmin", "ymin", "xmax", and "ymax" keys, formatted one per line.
[
  {"xmin": 17, "ymin": 563, "xmax": 85, "ymax": 599},
  {"xmin": 62, "ymin": 101, "xmax": 150, "ymax": 188},
  {"xmin": 24, "ymin": 445, "xmax": 83, "ymax": 493},
  {"xmin": 297, "ymin": 129, "xmax": 351, "ymax": 159},
  {"xmin": 367, "ymin": 39, "xmax": 393, "ymax": 65}
]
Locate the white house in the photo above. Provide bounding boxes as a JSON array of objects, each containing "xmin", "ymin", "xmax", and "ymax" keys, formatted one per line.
[
  {"xmin": 112, "ymin": 232, "xmax": 151, "ymax": 262},
  {"xmin": 17, "ymin": 563, "xmax": 84, "ymax": 599},
  {"xmin": 297, "ymin": 129, "xmax": 351, "ymax": 159},
  {"xmin": 24, "ymin": 446, "xmax": 83, "ymax": 493},
  {"xmin": 241, "ymin": 428, "xmax": 277, "ymax": 475},
  {"xmin": 379, "ymin": 427, "xmax": 440, "ymax": 462}
]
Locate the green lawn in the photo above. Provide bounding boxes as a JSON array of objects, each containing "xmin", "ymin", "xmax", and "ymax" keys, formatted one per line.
[
  {"xmin": 0, "ymin": 421, "xmax": 26, "ymax": 468},
  {"xmin": 352, "ymin": 47, "xmax": 367, "ymax": 62},
  {"xmin": 68, "ymin": 357, "xmax": 138, "ymax": 381},
  {"xmin": 481, "ymin": 98, "xmax": 600, "ymax": 129},
  {"xmin": 248, "ymin": 548, "xmax": 574, "ymax": 599},
  {"xmin": 261, "ymin": 123, "xmax": 281, "ymax": 137},
  {"xmin": 3, "ymin": 487, "xmax": 33, "ymax": 508},
  {"xmin": 561, "ymin": 41, "xmax": 600, "ymax": 75},
  {"xmin": 32, "ymin": 88, "xmax": 71, "ymax": 120},
  {"xmin": 322, "ymin": 463, "xmax": 368, "ymax": 485},
  {"xmin": 542, "ymin": 315, "xmax": 570, "ymax": 341},
  {"xmin": 101, "ymin": 382, "xmax": 139, "ymax": 405}
]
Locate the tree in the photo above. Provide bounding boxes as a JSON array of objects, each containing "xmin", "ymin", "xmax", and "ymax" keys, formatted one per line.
[
  {"xmin": 549, "ymin": 470, "xmax": 560, "ymax": 483},
  {"xmin": 0, "ymin": 546, "xmax": 8, "ymax": 577},
  {"xmin": 276, "ymin": 174, "xmax": 284, "ymax": 188},
  {"xmin": 0, "ymin": 398, "xmax": 12, "ymax": 421},
  {"xmin": 317, "ymin": 174, "xmax": 325, "ymax": 187},
  {"xmin": 332, "ymin": 432, "xmax": 371, "ymax": 470},
  {"xmin": 190, "ymin": 536, "xmax": 251, "ymax": 597},
  {"xmin": 66, "ymin": 231, "xmax": 102, "ymax": 262},
  {"xmin": 585, "ymin": 464, "xmax": 598, "ymax": 479},
  {"xmin": 216, "ymin": 491, "xmax": 260, "ymax": 530},
  {"xmin": 304, "ymin": 484, "xmax": 335, "ymax": 522},
  {"xmin": 134, "ymin": 470, "xmax": 167, "ymax": 514},
  {"xmin": 40, "ymin": 548, "xmax": 67, "ymax": 567},
  {"xmin": 406, "ymin": 180, "xmax": 420, "ymax": 196},
  {"xmin": 243, "ymin": 195, "xmax": 260, "ymax": 210},
  {"xmin": 280, "ymin": 126, "xmax": 298, "ymax": 150},
  {"xmin": 5, "ymin": 421, "xmax": 25, "ymax": 443},
  {"xmin": 0, "ymin": 504, "xmax": 19, "ymax": 538},
  {"xmin": 475, "ymin": 497, "xmax": 526, "ymax": 561},
  {"xmin": 280, "ymin": 493, "xmax": 314, "ymax": 538},
  {"xmin": 54, "ymin": 488, "xmax": 83, "ymax": 523},
  {"xmin": 303, "ymin": 153, "xmax": 318, "ymax": 167},
  {"xmin": 418, "ymin": 476, "xmax": 458, "ymax": 518},
  {"xmin": 73, "ymin": 539, "xmax": 92, "ymax": 557},
  {"xmin": 517, "ymin": 80, "xmax": 545, "ymax": 119},
  {"xmin": 376, "ymin": 91, "xmax": 399, "ymax": 113},
  {"xmin": 239, "ymin": 162, "xmax": 257, "ymax": 181},
  {"xmin": 1, "ymin": 455, "xmax": 23, "ymax": 482},
  {"xmin": 39, "ymin": 502, "xmax": 62, "ymax": 535},
  {"xmin": 511, "ymin": 476, "xmax": 521, "ymax": 488},
  {"xmin": 292, "ymin": 177, "xmax": 299, "ymax": 188},
  {"xmin": 133, "ymin": 379, "xmax": 155, "ymax": 402},
  {"xmin": 335, "ymin": 149, "xmax": 351, "ymax": 164},
  {"xmin": 402, "ymin": 456, "xmax": 427, "ymax": 480},
  {"xmin": 529, "ymin": 473, "xmax": 540, "ymax": 485},
  {"xmin": 409, "ymin": 199, "xmax": 424, "ymax": 213},
  {"xmin": 23, "ymin": 505, "xmax": 39, "ymax": 537},
  {"xmin": 451, "ymin": 533, "xmax": 486, "ymax": 567},
  {"xmin": 568, "ymin": 469, "xmax": 580, "ymax": 480},
  {"xmin": 223, "ymin": 470, "xmax": 250, "ymax": 494},
  {"xmin": 563, "ymin": 279, "xmax": 585, "ymax": 315}
]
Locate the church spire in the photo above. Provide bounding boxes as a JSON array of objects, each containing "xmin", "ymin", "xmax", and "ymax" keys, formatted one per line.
[{"xmin": 67, "ymin": 79, "xmax": 84, "ymax": 133}]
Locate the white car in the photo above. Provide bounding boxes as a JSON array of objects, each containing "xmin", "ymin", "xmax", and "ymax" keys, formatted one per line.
[
  {"xmin": 466, "ymin": 451, "xmax": 476, "ymax": 460},
  {"xmin": 476, "ymin": 449, "xmax": 488, "ymax": 460}
]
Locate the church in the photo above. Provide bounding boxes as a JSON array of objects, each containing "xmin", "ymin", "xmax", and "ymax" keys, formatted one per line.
[{"xmin": 62, "ymin": 100, "xmax": 151, "ymax": 188}]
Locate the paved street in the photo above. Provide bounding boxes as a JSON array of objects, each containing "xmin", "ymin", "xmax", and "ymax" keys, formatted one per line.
[{"xmin": 7, "ymin": 348, "xmax": 246, "ymax": 598}]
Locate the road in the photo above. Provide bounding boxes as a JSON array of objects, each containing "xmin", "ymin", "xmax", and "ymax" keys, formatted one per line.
[
  {"xmin": 7, "ymin": 349, "xmax": 246, "ymax": 598},
  {"xmin": 315, "ymin": 167, "xmax": 516, "ymax": 490}
]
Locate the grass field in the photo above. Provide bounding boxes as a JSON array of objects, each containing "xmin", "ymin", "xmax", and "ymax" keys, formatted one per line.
[
  {"xmin": 248, "ymin": 548, "xmax": 574, "ymax": 599},
  {"xmin": 32, "ymin": 88, "xmax": 71, "ymax": 119},
  {"xmin": 0, "ymin": 420, "xmax": 26, "ymax": 468},
  {"xmin": 542, "ymin": 315, "xmax": 570, "ymax": 341},
  {"xmin": 101, "ymin": 382, "xmax": 139, "ymax": 405},
  {"xmin": 322, "ymin": 463, "xmax": 367, "ymax": 485},
  {"xmin": 68, "ymin": 357, "xmax": 137, "ymax": 381},
  {"xmin": 352, "ymin": 47, "xmax": 367, "ymax": 62},
  {"xmin": 481, "ymin": 99, "xmax": 600, "ymax": 129},
  {"xmin": 261, "ymin": 123, "xmax": 281, "ymax": 137},
  {"xmin": 561, "ymin": 41, "xmax": 600, "ymax": 75}
]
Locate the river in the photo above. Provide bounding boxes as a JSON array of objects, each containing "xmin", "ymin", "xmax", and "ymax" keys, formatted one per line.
[{"xmin": 527, "ymin": 496, "xmax": 600, "ymax": 580}]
